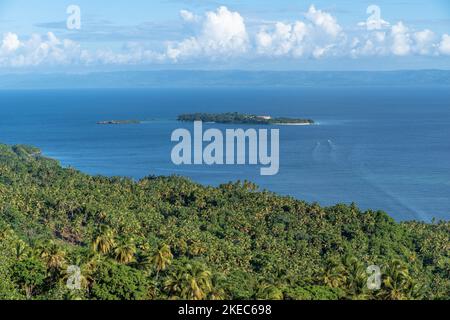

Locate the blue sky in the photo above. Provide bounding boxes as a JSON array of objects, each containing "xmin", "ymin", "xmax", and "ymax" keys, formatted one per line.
[{"xmin": 0, "ymin": 0, "xmax": 449, "ymax": 71}]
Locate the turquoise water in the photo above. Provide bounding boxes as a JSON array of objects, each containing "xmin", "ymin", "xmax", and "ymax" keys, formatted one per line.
[{"xmin": 0, "ymin": 87, "xmax": 449, "ymax": 221}]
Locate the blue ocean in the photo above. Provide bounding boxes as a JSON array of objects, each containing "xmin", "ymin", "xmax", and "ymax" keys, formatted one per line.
[{"xmin": 0, "ymin": 87, "xmax": 449, "ymax": 221}]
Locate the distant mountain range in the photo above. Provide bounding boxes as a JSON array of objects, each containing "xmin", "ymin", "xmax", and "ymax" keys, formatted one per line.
[{"xmin": 1, "ymin": 70, "xmax": 449, "ymax": 89}]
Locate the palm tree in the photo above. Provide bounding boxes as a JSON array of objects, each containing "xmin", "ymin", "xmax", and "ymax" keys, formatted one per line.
[
  {"xmin": 148, "ymin": 244, "xmax": 173, "ymax": 278},
  {"xmin": 114, "ymin": 238, "xmax": 136, "ymax": 264},
  {"xmin": 40, "ymin": 241, "xmax": 66, "ymax": 270},
  {"xmin": 256, "ymin": 283, "xmax": 284, "ymax": 300},
  {"xmin": 92, "ymin": 226, "xmax": 116, "ymax": 255},
  {"xmin": 164, "ymin": 262, "xmax": 213, "ymax": 300},
  {"xmin": 81, "ymin": 253, "xmax": 104, "ymax": 287},
  {"xmin": 164, "ymin": 270, "xmax": 186, "ymax": 299},
  {"xmin": 147, "ymin": 279, "xmax": 159, "ymax": 300},
  {"xmin": 188, "ymin": 239, "xmax": 207, "ymax": 257},
  {"xmin": 322, "ymin": 259, "xmax": 347, "ymax": 288},
  {"xmin": 181, "ymin": 263, "xmax": 213, "ymax": 300},
  {"xmin": 379, "ymin": 260, "xmax": 419, "ymax": 300},
  {"xmin": 342, "ymin": 256, "xmax": 368, "ymax": 300}
]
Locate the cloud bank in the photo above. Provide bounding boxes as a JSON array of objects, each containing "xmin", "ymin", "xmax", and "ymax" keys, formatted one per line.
[
  {"xmin": 167, "ymin": 6, "xmax": 249, "ymax": 61},
  {"xmin": 1, "ymin": 5, "xmax": 449, "ymax": 68}
]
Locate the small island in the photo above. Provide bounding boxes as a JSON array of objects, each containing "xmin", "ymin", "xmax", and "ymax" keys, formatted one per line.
[
  {"xmin": 97, "ymin": 120, "xmax": 141, "ymax": 125},
  {"xmin": 177, "ymin": 112, "xmax": 314, "ymax": 125}
]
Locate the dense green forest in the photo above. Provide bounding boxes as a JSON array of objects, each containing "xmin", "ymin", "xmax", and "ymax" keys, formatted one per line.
[{"xmin": 0, "ymin": 144, "xmax": 448, "ymax": 300}]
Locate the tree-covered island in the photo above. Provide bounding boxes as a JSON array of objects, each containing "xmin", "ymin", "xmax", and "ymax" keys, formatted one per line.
[
  {"xmin": 178, "ymin": 113, "xmax": 315, "ymax": 125},
  {"xmin": 97, "ymin": 120, "xmax": 141, "ymax": 125}
]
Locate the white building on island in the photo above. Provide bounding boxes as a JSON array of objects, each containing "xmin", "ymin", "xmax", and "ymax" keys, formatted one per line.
[{"xmin": 256, "ymin": 116, "xmax": 272, "ymax": 120}]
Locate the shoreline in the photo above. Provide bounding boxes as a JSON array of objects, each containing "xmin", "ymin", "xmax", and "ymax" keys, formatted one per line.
[
  {"xmin": 11, "ymin": 143, "xmax": 440, "ymax": 223},
  {"xmin": 274, "ymin": 122, "xmax": 314, "ymax": 126}
]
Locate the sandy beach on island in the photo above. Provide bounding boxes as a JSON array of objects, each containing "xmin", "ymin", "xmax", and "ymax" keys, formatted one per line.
[{"xmin": 274, "ymin": 122, "xmax": 314, "ymax": 126}]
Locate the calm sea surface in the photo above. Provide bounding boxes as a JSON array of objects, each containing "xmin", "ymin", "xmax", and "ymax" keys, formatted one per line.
[{"xmin": 0, "ymin": 87, "xmax": 449, "ymax": 221}]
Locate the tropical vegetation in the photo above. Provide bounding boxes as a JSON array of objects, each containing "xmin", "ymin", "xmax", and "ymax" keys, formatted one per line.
[
  {"xmin": 0, "ymin": 144, "xmax": 448, "ymax": 300},
  {"xmin": 177, "ymin": 112, "xmax": 315, "ymax": 125}
]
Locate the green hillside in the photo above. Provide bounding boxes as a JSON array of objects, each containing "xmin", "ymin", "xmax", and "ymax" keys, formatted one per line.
[{"xmin": 0, "ymin": 144, "xmax": 448, "ymax": 300}]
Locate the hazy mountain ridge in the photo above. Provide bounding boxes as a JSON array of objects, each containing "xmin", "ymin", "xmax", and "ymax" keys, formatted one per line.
[{"xmin": 1, "ymin": 70, "xmax": 450, "ymax": 89}]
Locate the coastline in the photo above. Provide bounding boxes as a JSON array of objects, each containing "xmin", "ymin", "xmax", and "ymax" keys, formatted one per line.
[
  {"xmin": 6, "ymin": 142, "xmax": 443, "ymax": 223},
  {"xmin": 274, "ymin": 122, "xmax": 314, "ymax": 126}
]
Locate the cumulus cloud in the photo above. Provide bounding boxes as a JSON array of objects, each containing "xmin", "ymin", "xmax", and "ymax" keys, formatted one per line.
[
  {"xmin": 391, "ymin": 22, "xmax": 411, "ymax": 56},
  {"xmin": 180, "ymin": 10, "xmax": 199, "ymax": 23},
  {"xmin": 0, "ymin": 32, "xmax": 165, "ymax": 67},
  {"xmin": 254, "ymin": 6, "xmax": 448, "ymax": 60},
  {"xmin": 413, "ymin": 29, "xmax": 436, "ymax": 55},
  {"xmin": 255, "ymin": 5, "xmax": 344, "ymax": 59},
  {"xmin": 0, "ymin": 32, "xmax": 84, "ymax": 67},
  {"xmin": 304, "ymin": 5, "xmax": 342, "ymax": 37},
  {"xmin": 350, "ymin": 31, "xmax": 388, "ymax": 57},
  {"xmin": 439, "ymin": 34, "xmax": 450, "ymax": 55},
  {"xmin": 350, "ymin": 21, "xmax": 445, "ymax": 58},
  {"xmin": 0, "ymin": 5, "xmax": 449, "ymax": 68},
  {"xmin": 256, "ymin": 22, "xmax": 308, "ymax": 57},
  {"xmin": 1, "ymin": 32, "xmax": 21, "ymax": 52},
  {"xmin": 167, "ymin": 6, "xmax": 249, "ymax": 61}
]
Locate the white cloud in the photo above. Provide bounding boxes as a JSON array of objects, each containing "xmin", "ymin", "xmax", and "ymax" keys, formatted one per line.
[
  {"xmin": 0, "ymin": 32, "xmax": 83, "ymax": 67},
  {"xmin": 180, "ymin": 10, "xmax": 199, "ymax": 23},
  {"xmin": 391, "ymin": 22, "xmax": 411, "ymax": 56},
  {"xmin": 439, "ymin": 34, "xmax": 450, "ymax": 55},
  {"xmin": 167, "ymin": 6, "xmax": 249, "ymax": 61},
  {"xmin": 312, "ymin": 45, "xmax": 334, "ymax": 59},
  {"xmin": 256, "ymin": 22, "xmax": 308, "ymax": 57},
  {"xmin": 0, "ymin": 32, "xmax": 164, "ymax": 67},
  {"xmin": 0, "ymin": 5, "xmax": 449, "ymax": 68},
  {"xmin": 253, "ymin": 6, "xmax": 448, "ymax": 60},
  {"xmin": 413, "ymin": 29, "xmax": 436, "ymax": 55},
  {"xmin": 350, "ymin": 22, "xmax": 443, "ymax": 58},
  {"xmin": 1, "ymin": 32, "xmax": 21, "ymax": 52},
  {"xmin": 305, "ymin": 5, "xmax": 342, "ymax": 37},
  {"xmin": 255, "ymin": 5, "xmax": 343, "ymax": 59}
]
